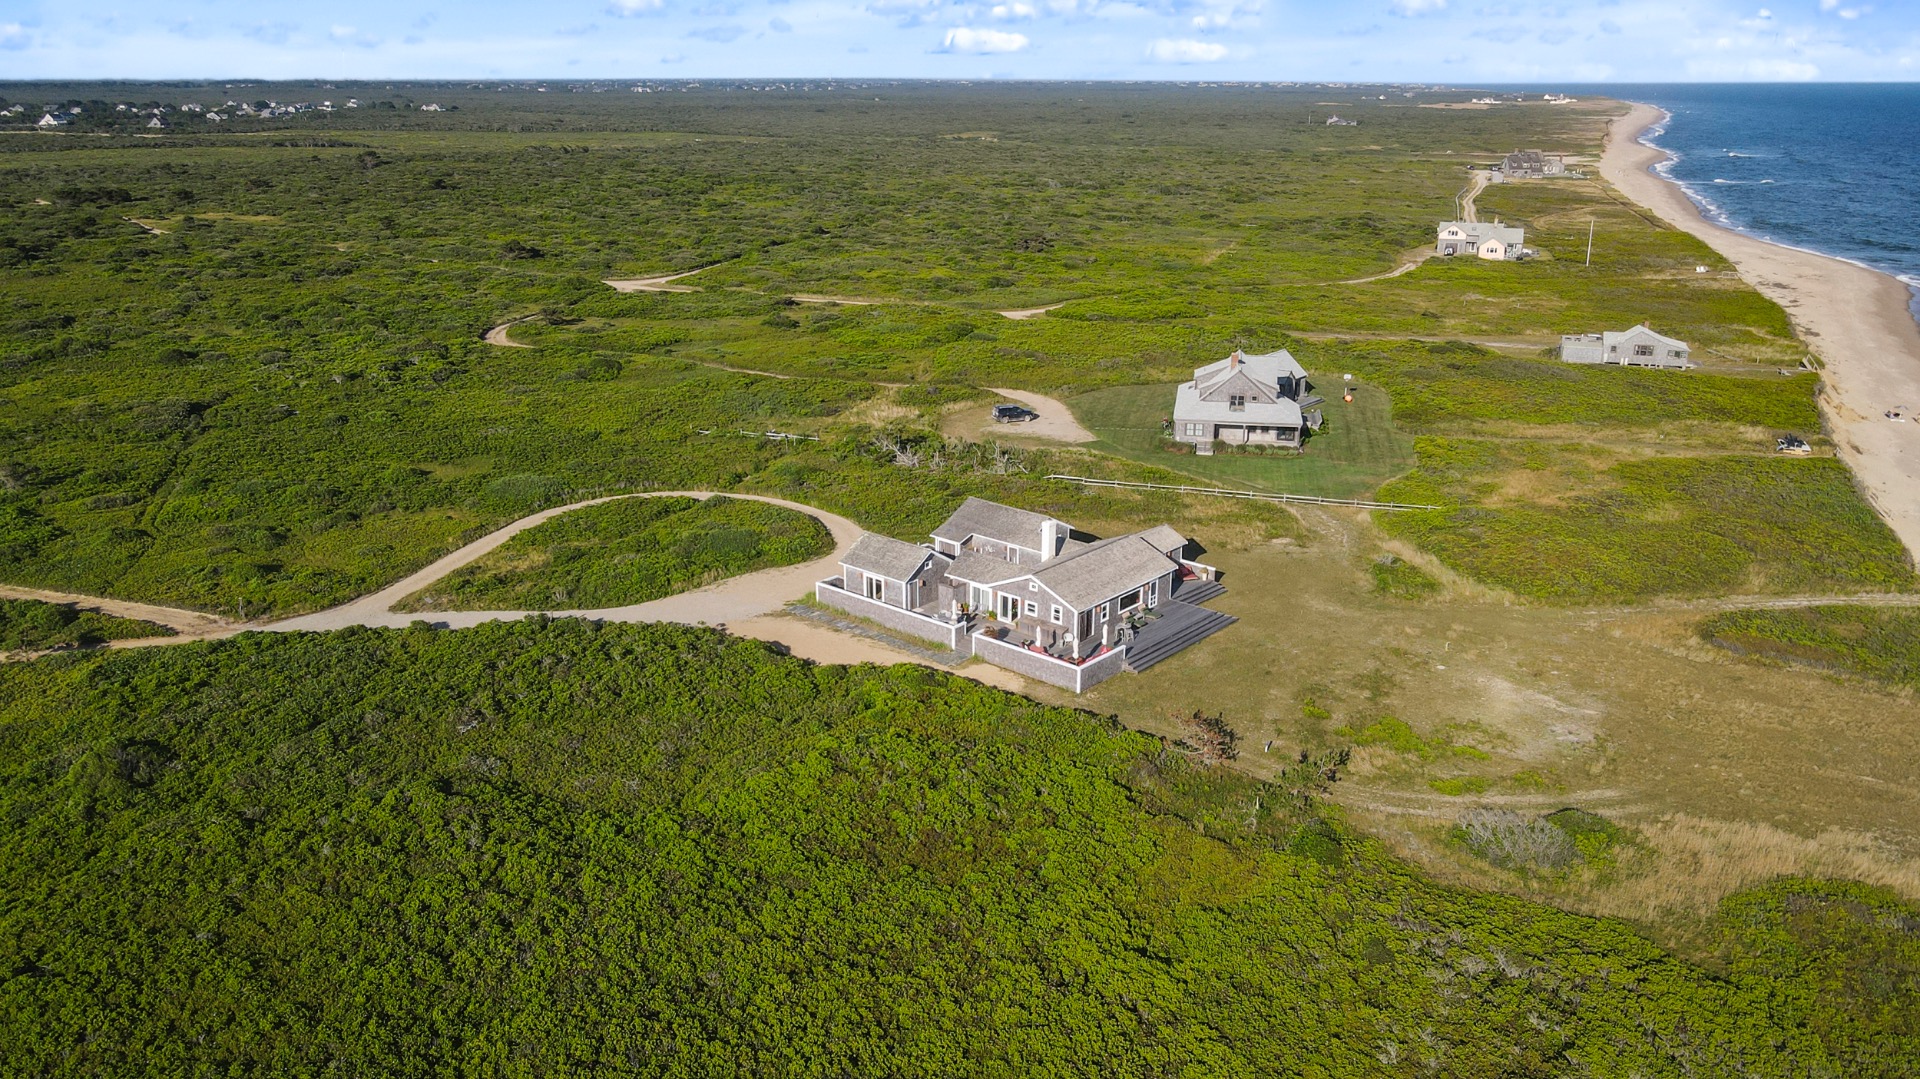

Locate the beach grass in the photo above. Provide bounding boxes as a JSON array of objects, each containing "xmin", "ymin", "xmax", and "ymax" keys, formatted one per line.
[{"xmin": 1698, "ymin": 604, "xmax": 1920, "ymax": 687}]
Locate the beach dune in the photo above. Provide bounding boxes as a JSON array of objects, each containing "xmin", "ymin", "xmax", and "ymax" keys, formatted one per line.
[{"xmin": 1602, "ymin": 103, "xmax": 1920, "ymax": 562}]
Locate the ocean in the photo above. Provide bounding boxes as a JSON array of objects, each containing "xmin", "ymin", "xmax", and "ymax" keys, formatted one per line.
[{"xmin": 1605, "ymin": 83, "xmax": 1920, "ymax": 317}]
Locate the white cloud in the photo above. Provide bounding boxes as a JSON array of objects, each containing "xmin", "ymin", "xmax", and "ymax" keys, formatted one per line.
[
  {"xmin": 989, "ymin": 2, "xmax": 1039, "ymax": 19},
  {"xmin": 1389, "ymin": 0, "xmax": 1446, "ymax": 15},
  {"xmin": 329, "ymin": 25, "xmax": 379, "ymax": 47},
  {"xmin": 608, "ymin": 0, "xmax": 666, "ymax": 15},
  {"xmin": 0, "ymin": 22, "xmax": 31, "ymax": 50},
  {"xmin": 940, "ymin": 26, "xmax": 1030, "ymax": 52},
  {"xmin": 239, "ymin": 21, "xmax": 297, "ymax": 45},
  {"xmin": 1147, "ymin": 37, "xmax": 1228, "ymax": 62}
]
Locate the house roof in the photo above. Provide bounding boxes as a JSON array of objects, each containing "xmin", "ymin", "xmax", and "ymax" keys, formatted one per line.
[
  {"xmin": 842, "ymin": 533, "xmax": 941, "ymax": 582},
  {"xmin": 1437, "ymin": 220, "xmax": 1525, "ymax": 247},
  {"xmin": 931, "ymin": 496, "xmax": 1061, "ymax": 554},
  {"xmin": 1192, "ymin": 348, "xmax": 1306, "ymax": 394},
  {"xmin": 945, "ymin": 550, "xmax": 1029, "ymax": 587},
  {"xmin": 1134, "ymin": 524, "xmax": 1188, "ymax": 556},
  {"xmin": 1601, "ymin": 325, "xmax": 1689, "ymax": 351},
  {"xmin": 1030, "ymin": 536, "xmax": 1180, "ymax": 610},
  {"xmin": 1174, "ymin": 381, "xmax": 1304, "ymax": 426}
]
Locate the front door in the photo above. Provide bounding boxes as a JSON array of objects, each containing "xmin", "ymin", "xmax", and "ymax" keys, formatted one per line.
[{"xmin": 998, "ymin": 592, "xmax": 1021, "ymax": 621}]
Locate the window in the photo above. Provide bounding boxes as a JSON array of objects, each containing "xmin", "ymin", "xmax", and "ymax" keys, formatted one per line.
[
  {"xmin": 1050, "ymin": 605, "xmax": 1063, "ymax": 624},
  {"xmin": 1147, "ymin": 581, "xmax": 1158, "ymax": 608},
  {"xmin": 1184, "ymin": 422, "xmax": 1205, "ymax": 438},
  {"xmin": 1634, "ymin": 344, "xmax": 1655, "ymax": 357},
  {"xmin": 1119, "ymin": 588, "xmax": 1142, "ymax": 612},
  {"xmin": 1228, "ymin": 394, "xmax": 1246, "ymax": 412},
  {"xmin": 1025, "ymin": 600, "xmax": 1038, "ymax": 617},
  {"xmin": 866, "ymin": 575, "xmax": 885, "ymax": 601}
]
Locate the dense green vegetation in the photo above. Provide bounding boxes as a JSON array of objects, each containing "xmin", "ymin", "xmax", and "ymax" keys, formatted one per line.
[
  {"xmin": 1378, "ymin": 440, "xmax": 1914, "ymax": 601},
  {"xmin": 398, "ymin": 494, "xmax": 831, "ymax": 611},
  {"xmin": 0, "ymin": 80, "xmax": 1850, "ymax": 614},
  {"xmin": 0, "ymin": 620, "xmax": 1916, "ymax": 1075},
  {"xmin": 0, "ymin": 596, "xmax": 172, "ymax": 651},
  {"xmin": 1699, "ymin": 604, "xmax": 1920, "ymax": 687}
]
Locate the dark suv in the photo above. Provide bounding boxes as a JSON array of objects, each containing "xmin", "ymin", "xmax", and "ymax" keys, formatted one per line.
[{"xmin": 993, "ymin": 404, "xmax": 1038, "ymax": 423}]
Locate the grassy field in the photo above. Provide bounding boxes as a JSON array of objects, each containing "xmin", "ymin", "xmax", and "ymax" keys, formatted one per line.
[
  {"xmin": 0, "ymin": 597, "xmax": 173, "ymax": 651},
  {"xmin": 1067, "ymin": 382, "xmax": 1416, "ymax": 499},
  {"xmin": 1700, "ymin": 605, "xmax": 1920, "ymax": 688},
  {"xmin": 397, "ymin": 495, "xmax": 831, "ymax": 612}
]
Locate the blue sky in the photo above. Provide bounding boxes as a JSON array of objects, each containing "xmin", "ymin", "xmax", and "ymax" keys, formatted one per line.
[{"xmin": 0, "ymin": 1, "xmax": 1913, "ymax": 81}]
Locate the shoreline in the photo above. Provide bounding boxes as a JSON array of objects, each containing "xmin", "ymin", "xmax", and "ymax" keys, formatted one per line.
[{"xmin": 1600, "ymin": 101, "xmax": 1920, "ymax": 562}]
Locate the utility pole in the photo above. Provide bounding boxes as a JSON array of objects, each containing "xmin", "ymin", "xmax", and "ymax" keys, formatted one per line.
[{"xmin": 1585, "ymin": 218, "xmax": 1594, "ymax": 267}]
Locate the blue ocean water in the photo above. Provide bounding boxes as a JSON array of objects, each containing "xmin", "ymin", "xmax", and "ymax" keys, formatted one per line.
[{"xmin": 1605, "ymin": 83, "xmax": 1920, "ymax": 316}]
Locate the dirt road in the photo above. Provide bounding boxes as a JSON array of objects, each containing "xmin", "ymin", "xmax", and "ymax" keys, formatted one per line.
[
  {"xmin": 1602, "ymin": 103, "xmax": 1920, "ymax": 560},
  {"xmin": 997, "ymin": 303, "xmax": 1067, "ymax": 320},
  {"xmin": 0, "ymin": 584, "xmax": 233, "ymax": 637},
  {"xmin": 483, "ymin": 317, "xmax": 533, "ymax": 347},
  {"xmin": 603, "ymin": 265, "xmax": 721, "ymax": 293},
  {"xmin": 981, "ymin": 388, "xmax": 1098, "ymax": 443}
]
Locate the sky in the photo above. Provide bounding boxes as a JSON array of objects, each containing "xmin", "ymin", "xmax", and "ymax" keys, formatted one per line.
[{"xmin": 0, "ymin": 0, "xmax": 1914, "ymax": 82}]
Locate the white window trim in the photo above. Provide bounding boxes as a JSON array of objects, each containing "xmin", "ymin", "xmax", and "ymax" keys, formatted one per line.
[
  {"xmin": 1025, "ymin": 600, "xmax": 1039, "ymax": 617},
  {"xmin": 1050, "ymin": 605, "xmax": 1063, "ymax": 624}
]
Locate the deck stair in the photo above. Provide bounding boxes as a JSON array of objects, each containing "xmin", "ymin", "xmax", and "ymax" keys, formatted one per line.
[
  {"xmin": 1172, "ymin": 578, "xmax": 1226, "ymax": 605},
  {"xmin": 1121, "ymin": 600, "xmax": 1237, "ymax": 673}
]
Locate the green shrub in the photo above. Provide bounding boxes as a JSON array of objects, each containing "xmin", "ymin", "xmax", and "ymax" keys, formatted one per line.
[
  {"xmin": 1699, "ymin": 605, "xmax": 1920, "ymax": 688},
  {"xmin": 1369, "ymin": 554, "xmax": 1441, "ymax": 598}
]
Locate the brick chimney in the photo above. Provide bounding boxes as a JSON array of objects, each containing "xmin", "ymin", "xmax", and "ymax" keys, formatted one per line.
[{"xmin": 1229, "ymin": 350, "xmax": 1242, "ymax": 369}]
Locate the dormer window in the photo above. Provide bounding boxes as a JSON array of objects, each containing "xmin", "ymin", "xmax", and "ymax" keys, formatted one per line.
[{"xmin": 1228, "ymin": 394, "xmax": 1246, "ymax": 412}]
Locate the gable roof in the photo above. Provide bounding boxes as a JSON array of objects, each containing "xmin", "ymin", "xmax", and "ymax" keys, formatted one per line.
[
  {"xmin": 1030, "ymin": 536, "xmax": 1179, "ymax": 609},
  {"xmin": 1133, "ymin": 524, "xmax": 1188, "ymax": 557},
  {"xmin": 946, "ymin": 550, "xmax": 1029, "ymax": 587},
  {"xmin": 842, "ymin": 533, "xmax": 942, "ymax": 582},
  {"xmin": 1175, "ymin": 381, "xmax": 1303, "ymax": 426},
  {"xmin": 1601, "ymin": 325, "xmax": 1689, "ymax": 351},
  {"xmin": 1437, "ymin": 220, "xmax": 1525, "ymax": 247},
  {"xmin": 932, "ymin": 496, "xmax": 1061, "ymax": 554},
  {"xmin": 1192, "ymin": 348, "xmax": 1306, "ymax": 393}
]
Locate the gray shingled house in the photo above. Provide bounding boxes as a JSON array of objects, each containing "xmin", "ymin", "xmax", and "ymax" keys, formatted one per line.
[
  {"xmin": 1501, "ymin": 150, "xmax": 1564, "ymax": 179},
  {"xmin": 1559, "ymin": 325, "xmax": 1694, "ymax": 369},
  {"xmin": 1436, "ymin": 220, "xmax": 1526, "ymax": 260},
  {"xmin": 1171, "ymin": 349, "xmax": 1325, "ymax": 455},
  {"xmin": 816, "ymin": 497, "xmax": 1235, "ymax": 691}
]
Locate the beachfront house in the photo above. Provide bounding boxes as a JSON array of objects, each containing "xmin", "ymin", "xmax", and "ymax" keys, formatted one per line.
[
  {"xmin": 815, "ymin": 497, "xmax": 1234, "ymax": 692},
  {"xmin": 1436, "ymin": 221, "xmax": 1526, "ymax": 260},
  {"xmin": 1559, "ymin": 325, "xmax": 1695, "ymax": 369},
  {"xmin": 1501, "ymin": 150, "xmax": 1565, "ymax": 179},
  {"xmin": 1170, "ymin": 349, "xmax": 1325, "ymax": 455}
]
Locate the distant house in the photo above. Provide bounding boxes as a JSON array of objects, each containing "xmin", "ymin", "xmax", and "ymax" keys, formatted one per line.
[
  {"xmin": 146, "ymin": 117, "xmax": 167, "ymax": 129},
  {"xmin": 420, "ymin": 103, "xmax": 446, "ymax": 112},
  {"xmin": 816, "ymin": 497, "xmax": 1233, "ymax": 692},
  {"xmin": 1559, "ymin": 325, "xmax": 1694, "ymax": 369},
  {"xmin": 36, "ymin": 113, "xmax": 65, "ymax": 128},
  {"xmin": 1171, "ymin": 348, "xmax": 1324, "ymax": 455},
  {"xmin": 1435, "ymin": 220, "xmax": 1526, "ymax": 260},
  {"xmin": 1324, "ymin": 115, "xmax": 1358, "ymax": 126},
  {"xmin": 1501, "ymin": 150, "xmax": 1565, "ymax": 179}
]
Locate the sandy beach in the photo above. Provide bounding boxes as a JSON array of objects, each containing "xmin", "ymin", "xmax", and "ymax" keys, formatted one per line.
[{"xmin": 1601, "ymin": 102, "xmax": 1920, "ymax": 561}]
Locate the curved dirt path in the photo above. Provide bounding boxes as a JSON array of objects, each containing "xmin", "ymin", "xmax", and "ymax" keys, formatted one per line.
[
  {"xmin": 0, "ymin": 584, "xmax": 232, "ymax": 637},
  {"xmin": 483, "ymin": 317, "xmax": 534, "ymax": 347},
  {"xmin": 265, "ymin": 491, "xmax": 863, "ymax": 633},
  {"xmin": 1459, "ymin": 167, "xmax": 1490, "ymax": 223},
  {"xmin": 604, "ymin": 265, "xmax": 723, "ymax": 293},
  {"xmin": 998, "ymin": 303, "xmax": 1067, "ymax": 320},
  {"xmin": 984, "ymin": 388, "xmax": 1098, "ymax": 443},
  {"xmin": 1335, "ymin": 248, "xmax": 1436, "ymax": 285}
]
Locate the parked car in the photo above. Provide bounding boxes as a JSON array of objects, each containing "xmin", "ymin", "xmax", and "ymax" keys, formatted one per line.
[
  {"xmin": 993, "ymin": 403, "xmax": 1038, "ymax": 423},
  {"xmin": 1775, "ymin": 434, "xmax": 1812, "ymax": 456}
]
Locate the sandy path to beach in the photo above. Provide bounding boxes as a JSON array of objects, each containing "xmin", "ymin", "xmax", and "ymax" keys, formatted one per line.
[
  {"xmin": 483, "ymin": 317, "xmax": 533, "ymax": 347},
  {"xmin": 1602, "ymin": 103, "xmax": 1920, "ymax": 559}
]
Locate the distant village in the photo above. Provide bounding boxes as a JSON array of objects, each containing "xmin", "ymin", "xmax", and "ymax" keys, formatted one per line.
[{"xmin": 0, "ymin": 96, "xmax": 459, "ymax": 131}]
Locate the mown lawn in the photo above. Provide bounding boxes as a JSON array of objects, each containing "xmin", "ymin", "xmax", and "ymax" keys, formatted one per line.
[{"xmin": 1068, "ymin": 382, "xmax": 1415, "ymax": 499}]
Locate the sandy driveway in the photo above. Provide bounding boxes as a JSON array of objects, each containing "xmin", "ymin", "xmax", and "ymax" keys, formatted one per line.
[
  {"xmin": 980, "ymin": 388, "xmax": 1099, "ymax": 443},
  {"xmin": 998, "ymin": 303, "xmax": 1067, "ymax": 320},
  {"xmin": 1602, "ymin": 103, "xmax": 1920, "ymax": 559},
  {"xmin": 604, "ymin": 266, "xmax": 719, "ymax": 293},
  {"xmin": 0, "ymin": 584, "xmax": 234, "ymax": 637},
  {"xmin": 483, "ymin": 317, "xmax": 533, "ymax": 347}
]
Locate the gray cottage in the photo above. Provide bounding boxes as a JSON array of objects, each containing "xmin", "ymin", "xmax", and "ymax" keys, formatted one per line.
[
  {"xmin": 816, "ymin": 497, "xmax": 1235, "ymax": 692},
  {"xmin": 1559, "ymin": 325, "xmax": 1694, "ymax": 369},
  {"xmin": 1501, "ymin": 150, "xmax": 1565, "ymax": 179},
  {"xmin": 1436, "ymin": 221, "xmax": 1526, "ymax": 260},
  {"xmin": 1171, "ymin": 349, "xmax": 1324, "ymax": 455}
]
